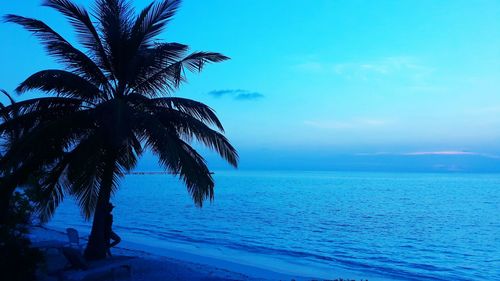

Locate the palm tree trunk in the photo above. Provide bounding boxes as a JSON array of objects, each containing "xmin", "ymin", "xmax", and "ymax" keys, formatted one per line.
[{"xmin": 83, "ymin": 155, "xmax": 115, "ymax": 260}]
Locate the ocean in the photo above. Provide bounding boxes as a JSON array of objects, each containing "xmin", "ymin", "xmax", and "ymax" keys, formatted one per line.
[{"xmin": 47, "ymin": 171, "xmax": 500, "ymax": 280}]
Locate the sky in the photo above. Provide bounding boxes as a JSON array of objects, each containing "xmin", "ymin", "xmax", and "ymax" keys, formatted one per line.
[{"xmin": 1, "ymin": 0, "xmax": 500, "ymax": 172}]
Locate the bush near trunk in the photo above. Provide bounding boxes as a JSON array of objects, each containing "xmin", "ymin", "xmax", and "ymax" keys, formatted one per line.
[{"xmin": 0, "ymin": 191, "xmax": 44, "ymax": 281}]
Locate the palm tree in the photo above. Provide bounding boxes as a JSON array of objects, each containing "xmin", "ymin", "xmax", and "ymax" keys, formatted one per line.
[{"xmin": 2, "ymin": 0, "xmax": 238, "ymax": 260}]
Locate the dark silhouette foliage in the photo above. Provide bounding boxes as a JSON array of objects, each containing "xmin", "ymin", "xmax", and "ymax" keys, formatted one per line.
[
  {"xmin": 0, "ymin": 192, "xmax": 44, "ymax": 281},
  {"xmin": 0, "ymin": 90, "xmax": 46, "ymax": 224}
]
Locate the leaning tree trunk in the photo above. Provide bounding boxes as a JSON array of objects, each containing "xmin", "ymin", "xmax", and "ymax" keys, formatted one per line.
[{"xmin": 84, "ymin": 156, "xmax": 115, "ymax": 260}]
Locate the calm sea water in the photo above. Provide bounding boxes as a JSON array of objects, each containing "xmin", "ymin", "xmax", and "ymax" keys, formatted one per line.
[{"xmin": 48, "ymin": 171, "xmax": 500, "ymax": 280}]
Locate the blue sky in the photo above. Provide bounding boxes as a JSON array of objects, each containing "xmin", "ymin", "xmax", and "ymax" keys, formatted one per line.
[{"xmin": 1, "ymin": 0, "xmax": 500, "ymax": 171}]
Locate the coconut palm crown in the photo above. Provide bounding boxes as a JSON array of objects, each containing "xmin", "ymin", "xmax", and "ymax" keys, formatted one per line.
[{"xmin": 1, "ymin": 0, "xmax": 238, "ymax": 259}]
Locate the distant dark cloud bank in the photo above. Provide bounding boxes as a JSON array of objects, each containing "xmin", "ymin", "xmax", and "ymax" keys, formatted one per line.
[{"xmin": 208, "ymin": 89, "xmax": 264, "ymax": 101}]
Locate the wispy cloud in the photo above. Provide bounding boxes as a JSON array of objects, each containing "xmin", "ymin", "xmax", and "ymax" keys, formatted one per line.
[
  {"xmin": 295, "ymin": 56, "xmax": 434, "ymax": 82},
  {"xmin": 356, "ymin": 151, "xmax": 500, "ymax": 159},
  {"xmin": 304, "ymin": 118, "xmax": 389, "ymax": 130},
  {"xmin": 208, "ymin": 89, "xmax": 264, "ymax": 101},
  {"xmin": 403, "ymin": 151, "xmax": 476, "ymax": 156},
  {"xmin": 235, "ymin": 92, "xmax": 264, "ymax": 100},
  {"xmin": 208, "ymin": 89, "xmax": 240, "ymax": 97}
]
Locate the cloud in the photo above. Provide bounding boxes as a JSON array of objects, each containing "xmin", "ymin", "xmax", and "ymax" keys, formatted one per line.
[
  {"xmin": 207, "ymin": 89, "xmax": 240, "ymax": 97},
  {"xmin": 403, "ymin": 151, "xmax": 477, "ymax": 156},
  {"xmin": 304, "ymin": 118, "xmax": 389, "ymax": 130},
  {"xmin": 356, "ymin": 151, "xmax": 500, "ymax": 159},
  {"xmin": 295, "ymin": 61, "xmax": 324, "ymax": 72},
  {"xmin": 235, "ymin": 92, "xmax": 264, "ymax": 100},
  {"xmin": 295, "ymin": 56, "xmax": 434, "ymax": 82},
  {"xmin": 208, "ymin": 89, "xmax": 264, "ymax": 101}
]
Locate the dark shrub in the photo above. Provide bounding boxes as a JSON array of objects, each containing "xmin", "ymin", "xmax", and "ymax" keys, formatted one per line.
[{"xmin": 0, "ymin": 191, "xmax": 44, "ymax": 281}]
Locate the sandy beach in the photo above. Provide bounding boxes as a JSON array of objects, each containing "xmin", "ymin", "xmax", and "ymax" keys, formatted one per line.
[{"xmin": 30, "ymin": 226, "xmax": 314, "ymax": 281}]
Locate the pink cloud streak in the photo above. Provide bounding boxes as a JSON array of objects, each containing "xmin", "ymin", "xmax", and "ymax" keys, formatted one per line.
[{"xmin": 404, "ymin": 151, "xmax": 476, "ymax": 156}]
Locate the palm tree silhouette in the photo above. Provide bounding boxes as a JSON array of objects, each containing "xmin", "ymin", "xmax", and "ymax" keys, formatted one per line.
[{"xmin": 2, "ymin": 0, "xmax": 238, "ymax": 260}]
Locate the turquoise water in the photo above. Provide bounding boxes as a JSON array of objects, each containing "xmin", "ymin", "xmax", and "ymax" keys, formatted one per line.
[{"xmin": 48, "ymin": 171, "xmax": 500, "ymax": 280}]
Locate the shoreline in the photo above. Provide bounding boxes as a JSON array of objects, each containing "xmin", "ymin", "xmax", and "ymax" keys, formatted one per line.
[
  {"xmin": 32, "ymin": 223, "xmax": 389, "ymax": 280},
  {"xmin": 113, "ymin": 230, "xmax": 387, "ymax": 281},
  {"xmin": 30, "ymin": 226, "xmax": 319, "ymax": 281}
]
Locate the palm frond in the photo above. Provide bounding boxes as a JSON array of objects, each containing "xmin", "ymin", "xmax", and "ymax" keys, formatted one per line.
[
  {"xmin": 130, "ymin": 0, "xmax": 181, "ymax": 49},
  {"xmin": 138, "ymin": 113, "xmax": 214, "ymax": 206},
  {"xmin": 42, "ymin": 0, "xmax": 114, "ymax": 77},
  {"xmin": 127, "ymin": 42, "xmax": 188, "ymax": 88},
  {"xmin": 37, "ymin": 180, "xmax": 66, "ymax": 223},
  {"xmin": 0, "ymin": 90, "xmax": 16, "ymax": 121},
  {"xmin": 65, "ymin": 134, "xmax": 105, "ymax": 219},
  {"xmin": 0, "ymin": 108, "xmax": 94, "ymax": 174},
  {"xmin": 17, "ymin": 70, "xmax": 103, "ymax": 103},
  {"xmin": 4, "ymin": 14, "xmax": 109, "ymax": 88},
  {"xmin": 115, "ymin": 134, "xmax": 142, "ymax": 172},
  {"xmin": 153, "ymin": 108, "xmax": 238, "ymax": 167},
  {"xmin": 0, "ymin": 97, "xmax": 82, "ymax": 122},
  {"xmin": 36, "ymin": 158, "xmax": 69, "ymax": 222},
  {"xmin": 152, "ymin": 97, "xmax": 224, "ymax": 131},
  {"xmin": 94, "ymin": 0, "xmax": 134, "ymax": 79},
  {"xmin": 0, "ymin": 107, "xmax": 78, "ymax": 141},
  {"xmin": 180, "ymin": 52, "xmax": 230, "ymax": 73},
  {"xmin": 132, "ymin": 52, "xmax": 229, "ymax": 96},
  {"xmin": 0, "ymin": 89, "xmax": 16, "ymax": 106},
  {"xmin": 174, "ymin": 140, "xmax": 214, "ymax": 205}
]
